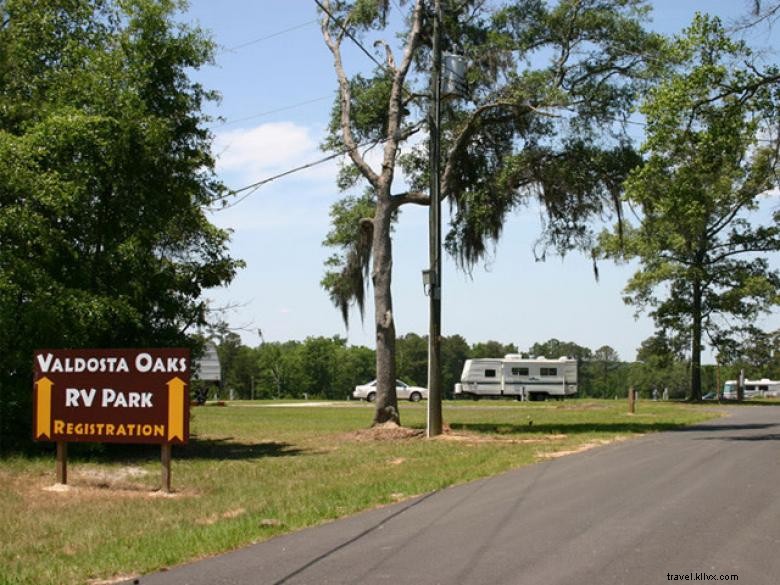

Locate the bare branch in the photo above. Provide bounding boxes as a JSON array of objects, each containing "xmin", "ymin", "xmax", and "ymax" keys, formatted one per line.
[
  {"xmin": 706, "ymin": 201, "xmax": 748, "ymax": 240},
  {"xmin": 320, "ymin": 0, "xmax": 381, "ymax": 188},
  {"xmin": 381, "ymin": 0, "xmax": 424, "ymax": 190},
  {"xmin": 373, "ymin": 39, "xmax": 396, "ymax": 71}
]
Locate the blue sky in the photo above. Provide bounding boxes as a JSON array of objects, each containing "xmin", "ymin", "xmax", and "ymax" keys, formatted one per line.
[{"xmin": 184, "ymin": 0, "xmax": 779, "ymax": 363}]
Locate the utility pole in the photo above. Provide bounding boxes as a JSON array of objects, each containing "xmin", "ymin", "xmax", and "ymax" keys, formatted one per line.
[{"xmin": 427, "ymin": 0, "xmax": 443, "ymax": 438}]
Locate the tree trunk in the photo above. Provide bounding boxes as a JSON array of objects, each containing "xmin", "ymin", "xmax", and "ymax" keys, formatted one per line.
[
  {"xmin": 690, "ymin": 279, "xmax": 703, "ymax": 401},
  {"xmin": 371, "ymin": 202, "xmax": 400, "ymax": 425}
]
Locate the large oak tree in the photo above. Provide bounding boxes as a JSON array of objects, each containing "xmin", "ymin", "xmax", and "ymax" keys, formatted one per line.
[{"xmin": 318, "ymin": 0, "xmax": 662, "ymax": 424}]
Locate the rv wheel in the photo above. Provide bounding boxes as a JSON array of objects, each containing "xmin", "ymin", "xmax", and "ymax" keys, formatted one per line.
[
  {"xmin": 366, "ymin": 392, "xmax": 376, "ymax": 403},
  {"xmin": 409, "ymin": 392, "xmax": 422, "ymax": 403}
]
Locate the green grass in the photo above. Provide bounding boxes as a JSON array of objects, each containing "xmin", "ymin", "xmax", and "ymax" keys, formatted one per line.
[{"xmin": 0, "ymin": 399, "xmax": 721, "ymax": 585}]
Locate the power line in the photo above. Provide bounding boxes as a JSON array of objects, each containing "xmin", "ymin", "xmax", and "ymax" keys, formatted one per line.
[
  {"xmin": 210, "ymin": 136, "xmax": 392, "ymax": 211},
  {"xmin": 222, "ymin": 19, "xmax": 318, "ymax": 52},
  {"xmin": 210, "ymin": 95, "xmax": 333, "ymax": 128},
  {"xmin": 209, "ymin": 109, "xmax": 649, "ymax": 211},
  {"xmin": 208, "ymin": 5, "xmax": 404, "ymax": 210},
  {"xmin": 314, "ymin": 0, "xmax": 387, "ymax": 71}
]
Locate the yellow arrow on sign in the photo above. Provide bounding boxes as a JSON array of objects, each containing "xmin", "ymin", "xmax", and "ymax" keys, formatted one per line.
[
  {"xmin": 167, "ymin": 377, "xmax": 186, "ymax": 442},
  {"xmin": 36, "ymin": 377, "xmax": 53, "ymax": 440}
]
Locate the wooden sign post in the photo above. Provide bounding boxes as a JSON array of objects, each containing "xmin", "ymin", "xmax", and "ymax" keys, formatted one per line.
[
  {"xmin": 33, "ymin": 348, "xmax": 190, "ymax": 491},
  {"xmin": 56, "ymin": 442, "xmax": 68, "ymax": 485},
  {"xmin": 161, "ymin": 443, "xmax": 172, "ymax": 494}
]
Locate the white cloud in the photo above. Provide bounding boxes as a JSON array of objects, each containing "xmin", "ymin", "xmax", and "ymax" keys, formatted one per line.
[
  {"xmin": 213, "ymin": 120, "xmax": 429, "ymax": 195},
  {"xmin": 762, "ymin": 187, "xmax": 779, "ymax": 198},
  {"xmin": 214, "ymin": 122, "xmax": 333, "ymax": 184}
]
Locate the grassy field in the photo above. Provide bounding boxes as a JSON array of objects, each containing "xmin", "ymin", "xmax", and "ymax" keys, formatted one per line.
[{"xmin": 0, "ymin": 399, "xmax": 723, "ymax": 585}]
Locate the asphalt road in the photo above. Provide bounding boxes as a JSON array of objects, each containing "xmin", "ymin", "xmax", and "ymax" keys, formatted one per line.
[{"xmin": 131, "ymin": 406, "xmax": 780, "ymax": 585}]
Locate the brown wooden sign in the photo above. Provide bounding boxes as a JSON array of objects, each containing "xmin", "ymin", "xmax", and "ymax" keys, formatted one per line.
[{"xmin": 33, "ymin": 349, "xmax": 190, "ymax": 445}]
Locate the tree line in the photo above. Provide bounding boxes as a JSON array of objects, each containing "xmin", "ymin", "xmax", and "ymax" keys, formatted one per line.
[{"xmin": 207, "ymin": 331, "xmax": 780, "ymax": 402}]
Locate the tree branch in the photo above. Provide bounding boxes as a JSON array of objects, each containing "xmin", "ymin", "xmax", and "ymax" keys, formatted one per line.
[
  {"xmin": 707, "ymin": 242, "xmax": 780, "ymax": 265},
  {"xmin": 380, "ymin": 0, "xmax": 424, "ymax": 191},
  {"xmin": 390, "ymin": 191, "xmax": 430, "ymax": 208},
  {"xmin": 374, "ymin": 39, "xmax": 396, "ymax": 71},
  {"xmin": 706, "ymin": 201, "xmax": 746, "ymax": 240},
  {"xmin": 320, "ymin": 1, "xmax": 381, "ymax": 188},
  {"xmin": 441, "ymin": 99, "xmax": 548, "ymax": 197}
]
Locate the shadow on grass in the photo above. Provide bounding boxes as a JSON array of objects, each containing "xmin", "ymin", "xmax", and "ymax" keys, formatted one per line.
[
  {"xmin": 177, "ymin": 436, "xmax": 305, "ymax": 460},
  {"xmin": 448, "ymin": 421, "xmax": 691, "ymax": 435},
  {"xmin": 4, "ymin": 436, "xmax": 306, "ymax": 463}
]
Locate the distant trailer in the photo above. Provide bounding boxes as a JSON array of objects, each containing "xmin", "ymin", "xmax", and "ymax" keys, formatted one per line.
[
  {"xmin": 722, "ymin": 378, "xmax": 780, "ymax": 400},
  {"xmin": 454, "ymin": 355, "xmax": 578, "ymax": 401},
  {"xmin": 193, "ymin": 342, "xmax": 221, "ymax": 385}
]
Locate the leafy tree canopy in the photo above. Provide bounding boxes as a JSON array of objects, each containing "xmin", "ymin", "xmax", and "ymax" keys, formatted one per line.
[
  {"xmin": 322, "ymin": 0, "xmax": 663, "ymax": 313},
  {"xmin": 598, "ymin": 14, "xmax": 780, "ymax": 399},
  {"xmin": 530, "ymin": 338, "xmax": 592, "ymax": 360},
  {"xmin": 0, "ymin": 0, "xmax": 242, "ymax": 449}
]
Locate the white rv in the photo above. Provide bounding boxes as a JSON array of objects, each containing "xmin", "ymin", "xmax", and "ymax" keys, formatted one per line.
[
  {"xmin": 454, "ymin": 355, "xmax": 578, "ymax": 401},
  {"xmin": 722, "ymin": 378, "xmax": 780, "ymax": 399}
]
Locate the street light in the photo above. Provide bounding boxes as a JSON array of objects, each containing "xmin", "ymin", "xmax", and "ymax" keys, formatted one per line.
[{"xmin": 421, "ymin": 269, "xmax": 433, "ymax": 296}]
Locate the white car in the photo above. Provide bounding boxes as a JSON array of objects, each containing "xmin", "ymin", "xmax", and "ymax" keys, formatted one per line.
[{"xmin": 353, "ymin": 379, "xmax": 428, "ymax": 402}]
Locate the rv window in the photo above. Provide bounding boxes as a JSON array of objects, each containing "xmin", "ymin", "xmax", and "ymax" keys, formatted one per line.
[
  {"xmin": 511, "ymin": 367, "xmax": 529, "ymax": 376},
  {"xmin": 485, "ymin": 369, "xmax": 496, "ymax": 378},
  {"xmin": 540, "ymin": 367, "xmax": 557, "ymax": 376},
  {"xmin": 759, "ymin": 385, "xmax": 768, "ymax": 391}
]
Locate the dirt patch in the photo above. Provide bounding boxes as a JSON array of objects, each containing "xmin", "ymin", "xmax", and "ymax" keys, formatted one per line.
[
  {"xmin": 536, "ymin": 436, "xmax": 630, "ymax": 459},
  {"xmin": 37, "ymin": 483, "xmax": 189, "ymax": 499},
  {"xmin": 87, "ymin": 574, "xmax": 140, "ymax": 585},
  {"xmin": 77, "ymin": 465, "xmax": 150, "ymax": 487},
  {"xmin": 259, "ymin": 518, "xmax": 284, "ymax": 528},
  {"xmin": 346, "ymin": 422, "xmax": 425, "ymax": 441},
  {"xmin": 554, "ymin": 403, "xmax": 610, "ymax": 411},
  {"xmin": 435, "ymin": 432, "xmax": 567, "ymax": 444},
  {"xmin": 16, "ymin": 468, "xmax": 195, "ymax": 503},
  {"xmin": 34, "ymin": 465, "xmax": 189, "ymax": 499},
  {"xmin": 344, "ymin": 423, "xmax": 570, "ymax": 444},
  {"xmin": 196, "ymin": 507, "xmax": 247, "ymax": 526}
]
